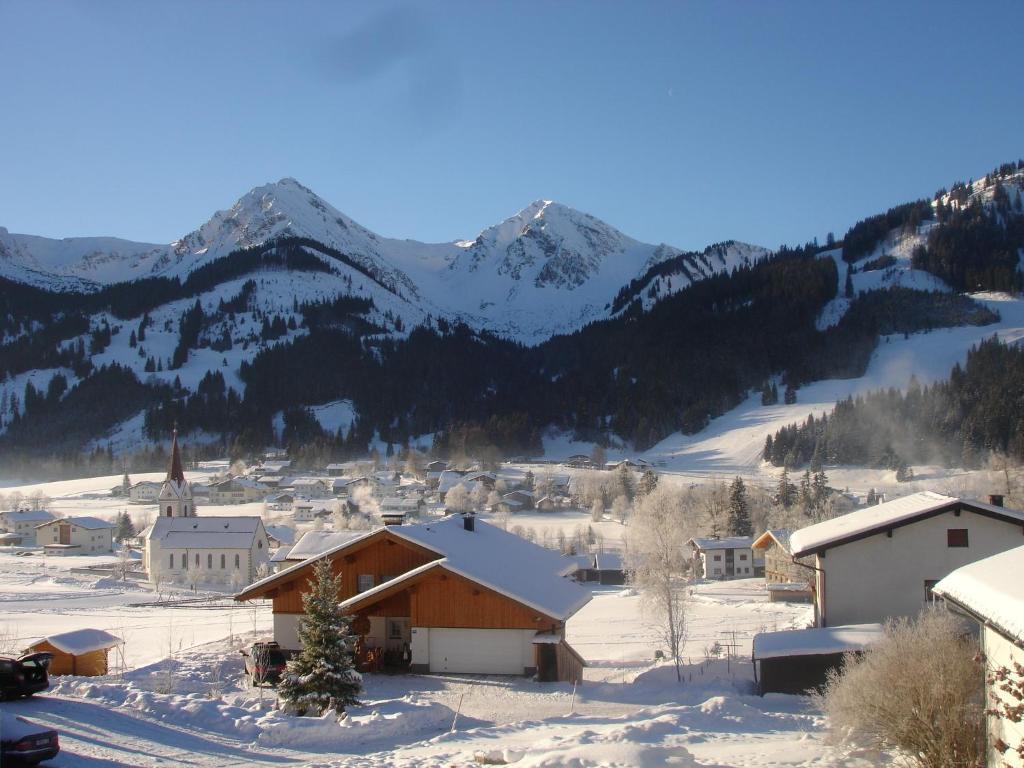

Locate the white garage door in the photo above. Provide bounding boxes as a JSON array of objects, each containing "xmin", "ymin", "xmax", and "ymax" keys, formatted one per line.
[{"xmin": 428, "ymin": 629, "xmax": 525, "ymax": 675}]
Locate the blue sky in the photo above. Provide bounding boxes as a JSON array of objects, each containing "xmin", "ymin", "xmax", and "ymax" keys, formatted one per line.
[{"xmin": 1, "ymin": 1, "xmax": 1021, "ymax": 251}]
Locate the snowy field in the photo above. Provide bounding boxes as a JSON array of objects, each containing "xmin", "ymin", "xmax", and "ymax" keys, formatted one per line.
[{"xmin": 0, "ymin": 567, "xmax": 893, "ymax": 767}]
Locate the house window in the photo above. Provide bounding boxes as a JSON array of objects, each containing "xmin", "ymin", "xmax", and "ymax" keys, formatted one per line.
[
  {"xmin": 235, "ymin": 554, "xmax": 240, "ymax": 568},
  {"xmin": 183, "ymin": 554, "xmax": 187, "ymax": 570},
  {"xmin": 713, "ymin": 554, "xmax": 722, "ymax": 561},
  {"xmin": 207, "ymin": 554, "xmax": 213, "ymax": 569},
  {"xmin": 388, "ymin": 620, "xmax": 403, "ymax": 639},
  {"xmin": 924, "ymin": 579, "xmax": 939, "ymax": 602},
  {"xmin": 712, "ymin": 567, "xmax": 721, "ymax": 575},
  {"xmin": 169, "ymin": 553, "xmax": 174, "ymax": 569},
  {"xmin": 166, "ymin": 506, "xmax": 172, "ymax": 516},
  {"xmin": 947, "ymin": 529, "xmax": 969, "ymax": 548},
  {"xmin": 739, "ymin": 553, "xmax": 748, "ymax": 561},
  {"xmin": 195, "ymin": 553, "xmax": 200, "ymax": 567},
  {"xmin": 258, "ymin": 540, "xmax": 263, "ymax": 549},
  {"xmin": 357, "ymin": 574, "xmax": 375, "ymax": 593},
  {"xmin": 221, "ymin": 554, "xmax": 226, "ymax": 569}
]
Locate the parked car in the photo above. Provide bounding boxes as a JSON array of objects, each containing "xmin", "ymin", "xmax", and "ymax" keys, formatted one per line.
[
  {"xmin": 0, "ymin": 712, "xmax": 60, "ymax": 765},
  {"xmin": 240, "ymin": 641, "xmax": 289, "ymax": 686},
  {"xmin": 0, "ymin": 653, "xmax": 52, "ymax": 700}
]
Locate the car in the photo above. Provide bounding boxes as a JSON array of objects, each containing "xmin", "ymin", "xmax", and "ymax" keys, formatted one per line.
[
  {"xmin": 240, "ymin": 641, "xmax": 289, "ymax": 686},
  {"xmin": 0, "ymin": 712, "xmax": 60, "ymax": 765},
  {"xmin": 0, "ymin": 653, "xmax": 52, "ymax": 700}
]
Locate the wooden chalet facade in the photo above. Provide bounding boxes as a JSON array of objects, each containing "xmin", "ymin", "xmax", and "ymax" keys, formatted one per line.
[{"xmin": 236, "ymin": 514, "xmax": 589, "ymax": 680}]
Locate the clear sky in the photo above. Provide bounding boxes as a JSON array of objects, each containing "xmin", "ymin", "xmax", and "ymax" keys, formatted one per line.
[{"xmin": 2, "ymin": 0, "xmax": 1021, "ymax": 252}]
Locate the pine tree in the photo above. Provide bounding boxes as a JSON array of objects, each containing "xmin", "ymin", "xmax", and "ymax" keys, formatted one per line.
[
  {"xmin": 776, "ymin": 468, "xmax": 796, "ymax": 509},
  {"xmin": 727, "ymin": 476, "xmax": 752, "ymax": 536},
  {"xmin": 114, "ymin": 511, "xmax": 136, "ymax": 542},
  {"xmin": 866, "ymin": 487, "xmax": 877, "ymax": 505},
  {"xmin": 277, "ymin": 559, "xmax": 362, "ymax": 716},
  {"xmin": 638, "ymin": 468, "xmax": 659, "ymax": 497},
  {"xmin": 616, "ymin": 463, "xmax": 636, "ymax": 502}
]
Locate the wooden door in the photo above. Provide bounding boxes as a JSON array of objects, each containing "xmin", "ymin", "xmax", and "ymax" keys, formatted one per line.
[{"xmin": 59, "ymin": 525, "xmax": 71, "ymax": 545}]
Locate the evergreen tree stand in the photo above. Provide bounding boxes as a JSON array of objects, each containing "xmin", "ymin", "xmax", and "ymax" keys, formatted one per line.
[{"xmin": 277, "ymin": 559, "xmax": 362, "ymax": 715}]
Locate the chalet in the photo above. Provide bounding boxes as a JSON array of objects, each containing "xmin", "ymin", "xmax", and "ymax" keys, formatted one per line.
[
  {"xmin": 593, "ymin": 550, "xmax": 626, "ymax": 585},
  {"xmin": 381, "ymin": 497, "xmax": 423, "ymax": 517},
  {"xmin": 37, "ymin": 516, "xmax": 114, "ymax": 555},
  {"xmin": 293, "ymin": 502, "xmax": 316, "ymax": 522},
  {"xmin": 25, "ymin": 629, "xmax": 123, "ymax": 677},
  {"xmin": 565, "ymin": 454, "xmax": 593, "ymax": 468},
  {"xmin": 934, "ymin": 545, "xmax": 1024, "ymax": 767},
  {"xmin": 265, "ymin": 524, "xmax": 296, "ymax": 549},
  {"xmin": 752, "ymin": 530, "xmax": 812, "ymax": 603},
  {"xmin": 257, "ymin": 475, "xmax": 285, "ymax": 489},
  {"xmin": 689, "ymin": 537, "xmax": 761, "ymax": 579},
  {"xmin": 291, "ymin": 477, "xmax": 332, "ymax": 497},
  {"xmin": 145, "ymin": 516, "xmax": 270, "ymax": 587},
  {"xmin": 0, "ymin": 509, "xmax": 57, "ymax": 546},
  {"xmin": 128, "ymin": 481, "xmax": 162, "ymax": 503},
  {"xmin": 209, "ymin": 478, "xmax": 268, "ymax": 505},
  {"xmin": 266, "ymin": 492, "xmax": 295, "ymax": 511},
  {"xmin": 789, "ymin": 491, "xmax": 1024, "ymax": 627},
  {"xmin": 503, "ymin": 490, "xmax": 534, "ymax": 509},
  {"xmin": 326, "ymin": 463, "xmax": 348, "ymax": 477},
  {"xmin": 437, "ymin": 470, "xmax": 469, "ymax": 498},
  {"xmin": 261, "ymin": 460, "xmax": 292, "ymax": 474},
  {"xmin": 236, "ymin": 515, "xmax": 590, "ymax": 680}
]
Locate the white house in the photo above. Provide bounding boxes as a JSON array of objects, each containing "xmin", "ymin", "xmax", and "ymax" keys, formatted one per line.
[
  {"xmin": 790, "ymin": 491, "xmax": 1024, "ymax": 628},
  {"xmin": 934, "ymin": 545, "xmax": 1024, "ymax": 767},
  {"xmin": 144, "ymin": 515, "xmax": 270, "ymax": 587},
  {"xmin": 0, "ymin": 509, "xmax": 57, "ymax": 546},
  {"xmin": 290, "ymin": 477, "xmax": 331, "ymax": 497},
  {"xmin": 688, "ymin": 536, "xmax": 761, "ymax": 579},
  {"xmin": 128, "ymin": 481, "xmax": 162, "ymax": 503},
  {"xmin": 208, "ymin": 478, "xmax": 267, "ymax": 505},
  {"xmin": 36, "ymin": 516, "xmax": 114, "ymax": 555}
]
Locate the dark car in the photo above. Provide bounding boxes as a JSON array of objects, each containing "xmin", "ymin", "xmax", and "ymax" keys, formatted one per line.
[
  {"xmin": 0, "ymin": 712, "xmax": 60, "ymax": 765},
  {"xmin": 240, "ymin": 642, "xmax": 289, "ymax": 686},
  {"xmin": 0, "ymin": 653, "xmax": 52, "ymax": 700}
]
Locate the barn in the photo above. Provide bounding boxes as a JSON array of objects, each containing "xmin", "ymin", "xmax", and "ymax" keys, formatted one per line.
[
  {"xmin": 236, "ymin": 513, "xmax": 590, "ymax": 680},
  {"xmin": 25, "ymin": 629, "xmax": 123, "ymax": 677}
]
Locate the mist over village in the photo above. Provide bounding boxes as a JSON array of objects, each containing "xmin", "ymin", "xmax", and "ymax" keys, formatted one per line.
[{"xmin": 1, "ymin": 2, "xmax": 1023, "ymax": 766}]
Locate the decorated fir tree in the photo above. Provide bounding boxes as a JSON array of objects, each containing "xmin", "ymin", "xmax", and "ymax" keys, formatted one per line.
[{"xmin": 277, "ymin": 558, "xmax": 362, "ymax": 715}]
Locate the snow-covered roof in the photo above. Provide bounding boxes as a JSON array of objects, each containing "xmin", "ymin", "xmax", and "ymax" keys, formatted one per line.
[
  {"xmin": 689, "ymin": 536, "xmax": 754, "ymax": 551},
  {"xmin": 2, "ymin": 509, "xmax": 57, "ymax": 523},
  {"xmin": 789, "ymin": 491, "xmax": 1024, "ymax": 556},
  {"xmin": 264, "ymin": 524, "xmax": 296, "ymax": 545},
  {"xmin": 146, "ymin": 516, "xmax": 263, "ymax": 549},
  {"xmin": 595, "ymin": 551, "xmax": 624, "ymax": 570},
  {"xmin": 33, "ymin": 628, "xmax": 123, "ymax": 655},
  {"xmin": 752, "ymin": 529, "xmax": 792, "ymax": 552},
  {"xmin": 38, "ymin": 516, "xmax": 113, "ymax": 530},
  {"xmin": 753, "ymin": 624, "xmax": 885, "ymax": 660},
  {"xmin": 381, "ymin": 515, "xmax": 589, "ymax": 621},
  {"xmin": 270, "ymin": 546, "xmax": 293, "ymax": 562},
  {"xmin": 933, "ymin": 545, "xmax": 1024, "ymax": 642},
  {"xmin": 287, "ymin": 530, "xmax": 367, "ymax": 560},
  {"xmin": 437, "ymin": 470, "xmax": 469, "ymax": 494}
]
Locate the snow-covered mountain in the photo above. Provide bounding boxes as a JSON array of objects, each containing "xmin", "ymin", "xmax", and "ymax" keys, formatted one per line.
[{"xmin": 0, "ymin": 180, "xmax": 758, "ymax": 342}]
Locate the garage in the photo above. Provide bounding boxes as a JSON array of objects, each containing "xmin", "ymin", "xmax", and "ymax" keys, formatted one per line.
[{"xmin": 427, "ymin": 628, "xmax": 528, "ymax": 675}]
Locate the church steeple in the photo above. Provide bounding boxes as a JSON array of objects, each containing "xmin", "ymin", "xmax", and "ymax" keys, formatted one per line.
[
  {"xmin": 168, "ymin": 428, "xmax": 186, "ymax": 484},
  {"xmin": 159, "ymin": 427, "xmax": 194, "ymax": 517}
]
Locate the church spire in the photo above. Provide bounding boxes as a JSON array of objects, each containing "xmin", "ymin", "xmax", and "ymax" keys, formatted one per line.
[{"xmin": 168, "ymin": 427, "xmax": 186, "ymax": 484}]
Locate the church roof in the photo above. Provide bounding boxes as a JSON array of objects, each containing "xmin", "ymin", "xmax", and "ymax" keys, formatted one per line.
[{"xmin": 168, "ymin": 429, "xmax": 186, "ymax": 484}]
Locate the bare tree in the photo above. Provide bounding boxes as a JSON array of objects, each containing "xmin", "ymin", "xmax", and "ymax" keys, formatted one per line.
[
  {"xmin": 625, "ymin": 484, "xmax": 693, "ymax": 682},
  {"xmin": 445, "ymin": 483, "xmax": 472, "ymax": 513},
  {"xmin": 590, "ymin": 498, "xmax": 604, "ymax": 523},
  {"xmin": 611, "ymin": 495, "xmax": 630, "ymax": 524},
  {"xmin": 819, "ymin": 609, "xmax": 983, "ymax": 768}
]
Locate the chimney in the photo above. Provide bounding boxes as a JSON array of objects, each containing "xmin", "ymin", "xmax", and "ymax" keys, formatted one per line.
[
  {"xmin": 462, "ymin": 512, "xmax": 475, "ymax": 532},
  {"xmin": 988, "ymin": 494, "xmax": 1004, "ymax": 507}
]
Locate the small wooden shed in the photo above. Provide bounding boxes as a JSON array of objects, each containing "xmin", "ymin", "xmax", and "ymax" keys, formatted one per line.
[
  {"xmin": 752, "ymin": 623, "xmax": 884, "ymax": 695},
  {"xmin": 26, "ymin": 629, "xmax": 123, "ymax": 676}
]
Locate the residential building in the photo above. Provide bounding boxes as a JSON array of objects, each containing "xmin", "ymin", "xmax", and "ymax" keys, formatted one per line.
[
  {"xmin": 934, "ymin": 545, "xmax": 1024, "ymax": 768},
  {"xmin": 128, "ymin": 481, "xmax": 162, "ymax": 503},
  {"xmin": 789, "ymin": 491, "xmax": 1024, "ymax": 627},
  {"xmin": 752, "ymin": 529, "xmax": 813, "ymax": 602},
  {"xmin": 689, "ymin": 536, "xmax": 762, "ymax": 579},
  {"xmin": 236, "ymin": 514, "xmax": 590, "ymax": 680},
  {"xmin": 0, "ymin": 509, "xmax": 57, "ymax": 546},
  {"xmin": 36, "ymin": 516, "xmax": 114, "ymax": 555}
]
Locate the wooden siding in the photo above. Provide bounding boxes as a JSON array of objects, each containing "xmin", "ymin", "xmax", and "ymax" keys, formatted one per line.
[
  {"xmin": 270, "ymin": 535, "xmax": 437, "ymax": 614},
  {"xmin": 27, "ymin": 640, "xmax": 109, "ymax": 676},
  {"xmin": 409, "ymin": 569, "xmax": 557, "ymax": 631}
]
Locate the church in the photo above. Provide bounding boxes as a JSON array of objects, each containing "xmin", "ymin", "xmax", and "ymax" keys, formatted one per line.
[{"xmin": 143, "ymin": 431, "xmax": 270, "ymax": 589}]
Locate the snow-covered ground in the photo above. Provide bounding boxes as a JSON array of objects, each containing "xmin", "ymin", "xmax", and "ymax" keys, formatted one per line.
[{"xmin": 1, "ymin": 568, "xmax": 891, "ymax": 767}]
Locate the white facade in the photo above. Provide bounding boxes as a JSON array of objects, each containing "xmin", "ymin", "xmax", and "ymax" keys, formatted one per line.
[
  {"xmin": 36, "ymin": 517, "xmax": 114, "ymax": 554},
  {"xmin": 0, "ymin": 510, "xmax": 56, "ymax": 546},
  {"xmin": 981, "ymin": 628, "xmax": 1024, "ymax": 767},
  {"xmin": 411, "ymin": 627, "xmax": 538, "ymax": 675},
  {"xmin": 129, "ymin": 481, "xmax": 162, "ymax": 503},
  {"xmin": 810, "ymin": 509, "xmax": 1024, "ymax": 627},
  {"xmin": 145, "ymin": 516, "xmax": 270, "ymax": 588}
]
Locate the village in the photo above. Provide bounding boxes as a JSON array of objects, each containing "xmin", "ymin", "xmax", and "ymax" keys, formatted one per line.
[{"xmin": 0, "ymin": 430, "xmax": 1021, "ymax": 766}]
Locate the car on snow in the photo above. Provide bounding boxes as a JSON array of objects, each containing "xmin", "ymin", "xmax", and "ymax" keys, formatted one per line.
[
  {"xmin": 0, "ymin": 712, "xmax": 60, "ymax": 765},
  {"xmin": 240, "ymin": 641, "xmax": 290, "ymax": 686},
  {"xmin": 0, "ymin": 653, "xmax": 52, "ymax": 700}
]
